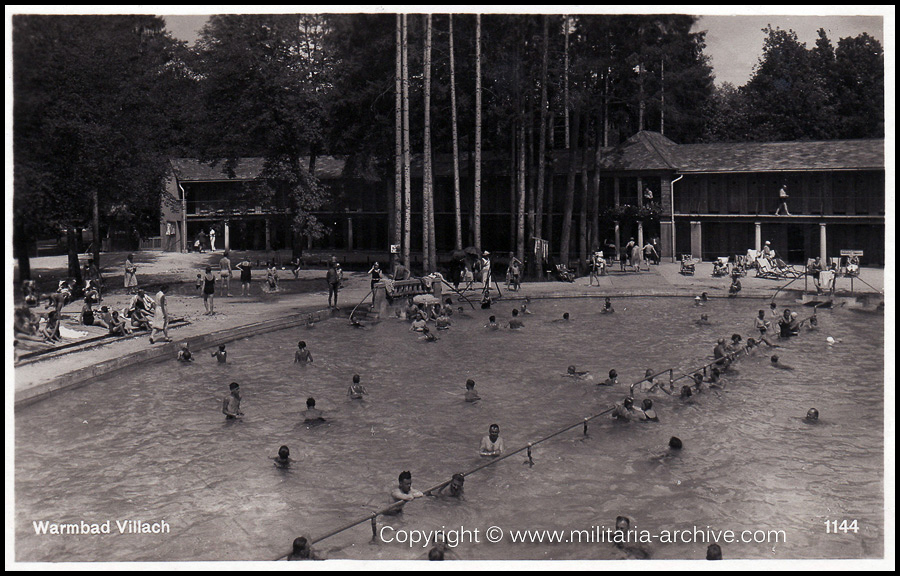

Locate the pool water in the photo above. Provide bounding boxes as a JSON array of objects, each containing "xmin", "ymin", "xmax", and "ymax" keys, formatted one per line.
[{"xmin": 15, "ymin": 297, "xmax": 884, "ymax": 561}]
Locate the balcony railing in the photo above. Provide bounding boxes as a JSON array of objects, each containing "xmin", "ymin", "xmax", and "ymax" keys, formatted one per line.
[{"xmin": 186, "ymin": 200, "xmax": 287, "ymax": 217}]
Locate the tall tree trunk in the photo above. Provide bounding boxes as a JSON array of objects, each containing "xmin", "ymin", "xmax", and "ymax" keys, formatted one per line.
[
  {"xmin": 559, "ymin": 109, "xmax": 580, "ymax": 266},
  {"xmin": 517, "ymin": 118, "xmax": 526, "ymax": 266},
  {"xmin": 449, "ymin": 14, "xmax": 462, "ymax": 251},
  {"xmin": 422, "ymin": 14, "xmax": 433, "ymax": 272},
  {"xmin": 564, "ymin": 15, "xmax": 570, "ymax": 149},
  {"xmin": 591, "ymin": 111, "xmax": 602, "ymax": 253},
  {"xmin": 638, "ymin": 61, "xmax": 645, "ymax": 131},
  {"xmin": 509, "ymin": 125, "xmax": 516, "ymax": 254},
  {"xmin": 92, "ymin": 189, "xmax": 100, "ymax": 266},
  {"xmin": 546, "ymin": 111, "xmax": 555, "ymax": 252},
  {"xmin": 402, "ymin": 14, "xmax": 411, "ymax": 268},
  {"xmin": 534, "ymin": 15, "xmax": 549, "ymax": 249},
  {"xmin": 526, "ymin": 99, "xmax": 534, "ymax": 270},
  {"xmin": 579, "ymin": 112, "xmax": 589, "ymax": 272},
  {"xmin": 660, "ymin": 57, "xmax": 665, "ymax": 136},
  {"xmin": 474, "ymin": 14, "xmax": 482, "ymax": 252},
  {"xmin": 67, "ymin": 227, "xmax": 83, "ymax": 283},
  {"xmin": 394, "ymin": 14, "xmax": 403, "ymax": 270}
]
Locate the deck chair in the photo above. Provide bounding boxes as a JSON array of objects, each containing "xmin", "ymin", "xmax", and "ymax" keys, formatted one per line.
[
  {"xmin": 773, "ymin": 258, "xmax": 804, "ymax": 279},
  {"xmin": 745, "ymin": 249, "xmax": 760, "ymax": 269},
  {"xmin": 844, "ymin": 256, "xmax": 860, "ymax": 277},
  {"xmin": 755, "ymin": 257, "xmax": 779, "ymax": 279},
  {"xmin": 732, "ymin": 255, "xmax": 748, "ymax": 277},
  {"xmin": 712, "ymin": 257, "xmax": 730, "ymax": 277},
  {"xmin": 680, "ymin": 254, "xmax": 696, "ymax": 276},
  {"xmin": 828, "ymin": 257, "xmax": 844, "ymax": 277}
]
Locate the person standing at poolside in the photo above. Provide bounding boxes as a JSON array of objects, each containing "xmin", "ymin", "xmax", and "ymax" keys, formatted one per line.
[
  {"xmin": 219, "ymin": 251, "xmax": 233, "ymax": 297},
  {"xmin": 326, "ymin": 258, "xmax": 341, "ymax": 309},
  {"xmin": 479, "ymin": 424, "xmax": 504, "ymax": 457},
  {"xmin": 124, "ymin": 254, "xmax": 138, "ymax": 294},
  {"xmin": 237, "ymin": 257, "xmax": 252, "ymax": 296},
  {"xmin": 202, "ymin": 266, "xmax": 216, "ymax": 315},
  {"xmin": 149, "ymin": 285, "xmax": 171, "ymax": 344},
  {"xmin": 222, "ymin": 382, "xmax": 242, "ymax": 419},
  {"xmin": 367, "ymin": 261, "xmax": 382, "ymax": 305},
  {"xmin": 209, "ymin": 226, "xmax": 217, "ymax": 251}
]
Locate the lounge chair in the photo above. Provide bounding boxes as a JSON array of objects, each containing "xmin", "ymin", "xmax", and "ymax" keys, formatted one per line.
[
  {"xmin": 680, "ymin": 254, "xmax": 696, "ymax": 276},
  {"xmin": 755, "ymin": 257, "xmax": 779, "ymax": 279},
  {"xmin": 712, "ymin": 257, "xmax": 730, "ymax": 277},
  {"xmin": 745, "ymin": 249, "xmax": 760, "ymax": 270},
  {"xmin": 773, "ymin": 258, "xmax": 804, "ymax": 279}
]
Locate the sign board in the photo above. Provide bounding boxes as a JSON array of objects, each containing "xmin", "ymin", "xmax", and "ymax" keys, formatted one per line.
[
  {"xmin": 840, "ymin": 250, "xmax": 863, "ymax": 257},
  {"xmin": 390, "ymin": 244, "xmax": 400, "ymax": 254}
]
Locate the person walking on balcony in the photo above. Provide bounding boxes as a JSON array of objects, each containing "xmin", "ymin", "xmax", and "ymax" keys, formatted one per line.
[{"xmin": 775, "ymin": 184, "xmax": 792, "ymax": 216}]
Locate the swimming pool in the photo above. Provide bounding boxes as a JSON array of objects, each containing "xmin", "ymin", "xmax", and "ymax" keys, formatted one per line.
[{"xmin": 15, "ymin": 296, "xmax": 884, "ymax": 561}]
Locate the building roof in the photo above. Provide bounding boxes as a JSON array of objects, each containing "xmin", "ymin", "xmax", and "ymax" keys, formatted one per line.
[
  {"xmin": 674, "ymin": 139, "xmax": 885, "ymax": 173},
  {"xmin": 595, "ymin": 131, "xmax": 884, "ymax": 173}
]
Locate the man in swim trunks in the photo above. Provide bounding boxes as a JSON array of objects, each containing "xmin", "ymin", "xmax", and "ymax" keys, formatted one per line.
[
  {"xmin": 219, "ymin": 251, "xmax": 233, "ymax": 296},
  {"xmin": 508, "ymin": 308, "xmax": 524, "ymax": 329},
  {"xmin": 464, "ymin": 379, "xmax": 480, "ymax": 402},
  {"xmin": 479, "ymin": 424, "xmax": 504, "ymax": 456},
  {"xmin": 303, "ymin": 397, "xmax": 325, "ymax": 422},
  {"xmin": 211, "ymin": 344, "xmax": 227, "ymax": 363},
  {"xmin": 294, "ymin": 341, "xmax": 313, "ymax": 363},
  {"xmin": 348, "ymin": 374, "xmax": 368, "ymax": 399},
  {"xmin": 613, "ymin": 397, "xmax": 637, "ymax": 421},
  {"xmin": 177, "ymin": 342, "xmax": 194, "ymax": 362},
  {"xmin": 222, "ymin": 382, "xmax": 242, "ymax": 419},
  {"xmin": 389, "ymin": 470, "xmax": 424, "ymax": 513},
  {"xmin": 237, "ymin": 258, "xmax": 252, "ymax": 296},
  {"xmin": 599, "ymin": 369, "xmax": 618, "ymax": 386}
]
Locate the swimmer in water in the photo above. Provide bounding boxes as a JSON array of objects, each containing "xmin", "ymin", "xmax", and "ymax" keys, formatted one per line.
[
  {"xmin": 349, "ymin": 315, "xmax": 367, "ymax": 329},
  {"xmin": 613, "ymin": 397, "xmax": 637, "ymax": 421},
  {"xmin": 680, "ymin": 385, "xmax": 694, "ymax": 399},
  {"xmin": 273, "ymin": 445, "xmax": 293, "ymax": 468},
  {"xmin": 430, "ymin": 472, "xmax": 465, "ymax": 499},
  {"xmin": 552, "ymin": 312, "xmax": 571, "ymax": 323},
  {"xmin": 286, "ymin": 536, "xmax": 319, "ymax": 560},
  {"xmin": 411, "ymin": 317, "xmax": 427, "ymax": 332},
  {"xmin": 695, "ymin": 313, "xmax": 711, "ymax": 326},
  {"xmin": 599, "ymin": 369, "xmax": 619, "ymax": 387},
  {"xmin": 770, "ymin": 354, "xmax": 794, "ymax": 370},
  {"xmin": 303, "ymin": 397, "xmax": 325, "ymax": 423},
  {"xmin": 479, "ymin": 424, "xmax": 504, "ymax": 456},
  {"xmin": 601, "ymin": 298, "xmax": 614, "ymax": 313},
  {"xmin": 464, "ymin": 379, "xmax": 481, "ymax": 402},
  {"xmin": 612, "ymin": 516, "xmax": 651, "ymax": 559},
  {"xmin": 508, "ymin": 308, "xmax": 524, "ymax": 329},
  {"xmin": 436, "ymin": 311, "xmax": 451, "ymax": 330},
  {"xmin": 520, "ymin": 299, "xmax": 533, "ymax": 314},
  {"xmin": 388, "ymin": 470, "xmax": 424, "ymax": 513},
  {"xmin": 419, "ymin": 326, "xmax": 438, "ymax": 342},
  {"xmin": 177, "ymin": 342, "xmax": 193, "ymax": 362},
  {"xmin": 211, "ymin": 344, "xmax": 227, "ymax": 363},
  {"xmin": 806, "ymin": 408, "xmax": 819, "ymax": 422},
  {"xmin": 306, "ymin": 313, "xmax": 318, "ymax": 328},
  {"xmin": 639, "ymin": 398, "xmax": 659, "ymax": 422},
  {"xmin": 484, "ymin": 315, "xmax": 500, "ymax": 330},
  {"xmin": 564, "ymin": 365, "xmax": 591, "ymax": 381},
  {"xmin": 294, "ymin": 341, "xmax": 313, "ymax": 364},
  {"xmin": 348, "ymin": 374, "xmax": 368, "ymax": 399},
  {"xmin": 222, "ymin": 382, "xmax": 243, "ymax": 419}
]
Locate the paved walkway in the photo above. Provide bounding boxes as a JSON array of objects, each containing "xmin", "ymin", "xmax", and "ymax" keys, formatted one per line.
[{"xmin": 12, "ymin": 251, "xmax": 885, "ymax": 406}]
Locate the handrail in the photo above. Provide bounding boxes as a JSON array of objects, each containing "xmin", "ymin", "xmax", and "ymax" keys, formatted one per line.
[
  {"xmin": 440, "ymin": 278, "xmax": 477, "ymax": 310},
  {"xmin": 348, "ymin": 290, "xmax": 374, "ymax": 320}
]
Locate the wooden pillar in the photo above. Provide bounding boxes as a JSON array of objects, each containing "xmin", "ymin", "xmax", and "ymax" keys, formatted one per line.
[
  {"xmin": 819, "ymin": 223, "xmax": 827, "ymax": 263},
  {"xmin": 265, "ymin": 218, "xmax": 271, "ymax": 252},
  {"xmin": 636, "ymin": 177, "xmax": 643, "ymax": 207},
  {"xmin": 224, "ymin": 220, "xmax": 230, "ymax": 252},
  {"xmin": 637, "ymin": 221, "xmax": 644, "ymax": 250},
  {"xmin": 755, "ymin": 222, "xmax": 762, "ymax": 252},
  {"xmin": 690, "ymin": 221, "xmax": 702, "ymax": 261},
  {"xmin": 614, "ymin": 221, "xmax": 620, "ymax": 259}
]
